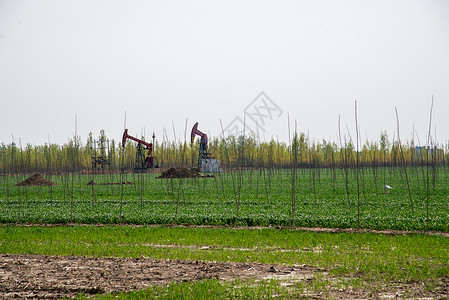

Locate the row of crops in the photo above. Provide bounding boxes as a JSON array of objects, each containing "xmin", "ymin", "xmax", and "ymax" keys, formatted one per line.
[{"xmin": 1, "ymin": 165, "xmax": 448, "ymax": 231}]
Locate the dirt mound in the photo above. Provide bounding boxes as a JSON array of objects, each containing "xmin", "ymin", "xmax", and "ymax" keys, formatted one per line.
[
  {"xmin": 15, "ymin": 174, "xmax": 59, "ymax": 187},
  {"xmin": 157, "ymin": 167, "xmax": 213, "ymax": 179}
]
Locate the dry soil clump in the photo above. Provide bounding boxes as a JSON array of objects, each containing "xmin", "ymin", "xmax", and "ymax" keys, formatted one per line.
[
  {"xmin": 156, "ymin": 167, "xmax": 213, "ymax": 178},
  {"xmin": 15, "ymin": 174, "xmax": 59, "ymax": 187}
]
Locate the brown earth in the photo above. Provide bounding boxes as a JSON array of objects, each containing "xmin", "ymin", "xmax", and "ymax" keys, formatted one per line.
[
  {"xmin": 86, "ymin": 180, "xmax": 134, "ymax": 185},
  {"xmin": 156, "ymin": 167, "xmax": 214, "ymax": 179},
  {"xmin": 0, "ymin": 254, "xmax": 316, "ymax": 299},
  {"xmin": 0, "ymin": 254, "xmax": 446, "ymax": 299},
  {"xmin": 15, "ymin": 174, "xmax": 59, "ymax": 187}
]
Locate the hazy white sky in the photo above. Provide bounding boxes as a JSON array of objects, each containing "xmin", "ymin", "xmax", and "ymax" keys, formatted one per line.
[{"xmin": 1, "ymin": 0, "xmax": 448, "ymax": 146}]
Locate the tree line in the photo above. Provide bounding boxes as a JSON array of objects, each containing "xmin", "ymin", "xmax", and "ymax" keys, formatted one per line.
[{"xmin": 0, "ymin": 130, "xmax": 447, "ymax": 174}]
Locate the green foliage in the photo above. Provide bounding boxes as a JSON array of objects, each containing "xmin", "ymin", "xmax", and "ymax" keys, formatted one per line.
[
  {"xmin": 1, "ymin": 130, "xmax": 448, "ymax": 173},
  {"xmin": 0, "ymin": 167, "xmax": 448, "ymax": 231}
]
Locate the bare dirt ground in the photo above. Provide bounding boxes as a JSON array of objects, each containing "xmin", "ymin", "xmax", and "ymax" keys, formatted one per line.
[
  {"xmin": 1, "ymin": 253, "xmax": 447, "ymax": 299},
  {"xmin": 0, "ymin": 254, "xmax": 317, "ymax": 299}
]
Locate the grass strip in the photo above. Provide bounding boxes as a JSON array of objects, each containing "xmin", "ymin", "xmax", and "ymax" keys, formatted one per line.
[{"xmin": 1, "ymin": 225, "xmax": 448, "ymax": 284}]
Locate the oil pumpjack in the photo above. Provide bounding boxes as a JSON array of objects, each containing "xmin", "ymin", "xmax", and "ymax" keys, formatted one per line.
[
  {"xmin": 122, "ymin": 129, "xmax": 156, "ymax": 172},
  {"xmin": 190, "ymin": 122, "xmax": 220, "ymax": 172}
]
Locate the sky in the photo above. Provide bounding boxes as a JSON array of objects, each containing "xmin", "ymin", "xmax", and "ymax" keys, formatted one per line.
[{"xmin": 0, "ymin": 0, "xmax": 448, "ymax": 147}]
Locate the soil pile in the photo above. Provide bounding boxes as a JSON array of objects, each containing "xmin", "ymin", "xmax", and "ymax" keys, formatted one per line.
[
  {"xmin": 15, "ymin": 174, "xmax": 59, "ymax": 187},
  {"xmin": 157, "ymin": 167, "xmax": 213, "ymax": 178}
]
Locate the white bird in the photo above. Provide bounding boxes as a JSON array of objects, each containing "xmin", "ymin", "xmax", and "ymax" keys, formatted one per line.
[{"xmin": 383, "ymin": 185, "xmax": 393, "ymax": 191}]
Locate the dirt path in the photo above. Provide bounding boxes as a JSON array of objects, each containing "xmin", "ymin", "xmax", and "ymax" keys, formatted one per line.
[{"xmin": 0, "ymin": 254, "xmax": 317, "ymax": 299}]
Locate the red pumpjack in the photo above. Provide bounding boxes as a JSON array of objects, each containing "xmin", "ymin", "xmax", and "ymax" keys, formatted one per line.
[
  {"xmin": 191, "ymin": 122, "xmax": 211, "ymax": 169},
  {"xmin": 122, "ymin": 129, "xmax": 154, "ymax": 170}
]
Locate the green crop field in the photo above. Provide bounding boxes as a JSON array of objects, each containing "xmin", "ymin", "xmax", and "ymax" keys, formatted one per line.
[
  {"xmin": 2, "ymin": 165, "xmax": 448, "ymax": 298},
  {"xmin": 1, "ymin": 166, "xmax": 448, "ymax": 299},
  {"xmin": 1, "ymin": 225, "xmax": 448, "ymax": 299},
  {"xmin": 1, "ymin": 166, "xmax": 448, "ymax": 231}
]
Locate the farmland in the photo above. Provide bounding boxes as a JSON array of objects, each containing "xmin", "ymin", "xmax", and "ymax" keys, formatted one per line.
[
  {"xmin": 1, "ymin": 167, "xmax": 448, "ymax": 231},
  {"xmin": 1, "ymin": 135, "xmax": 449, "ymax": 298},
  {"xmin": 1, "ymin": 225, "xmax": 449, "ymax": 299}
]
